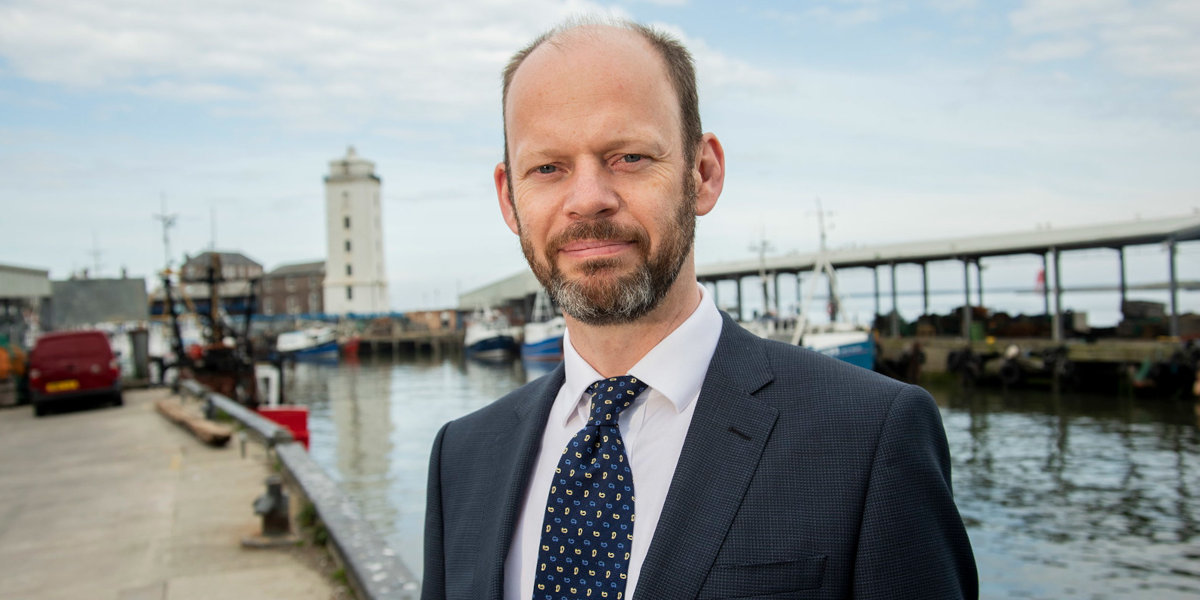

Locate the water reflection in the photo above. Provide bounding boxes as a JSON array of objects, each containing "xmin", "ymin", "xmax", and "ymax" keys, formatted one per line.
[
  {"xmin": 283, "ymin": 355, "xmax": 532, "ymax": 575},
  {"xmin": 935, "ymin": 382, "xmax": 1200, "ymax": 599},
  {"xmin": 286, "ymin": 357, "xmax": 1200, "ymax": 599}
]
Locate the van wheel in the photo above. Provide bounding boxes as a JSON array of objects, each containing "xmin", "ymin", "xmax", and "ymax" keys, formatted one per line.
[
  {"xmin": 112, "ymin": 393, "xmax": 124, "ymax": 407},
  {"xmin": 33, "ymin": 403, "xmax": 48, "ymax": 417}
]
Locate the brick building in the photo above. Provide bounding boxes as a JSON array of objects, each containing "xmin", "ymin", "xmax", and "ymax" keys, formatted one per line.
[
  {"xmin": 151, "ymin": 251, "xmax": 263, "ymax": 316},
  {"xmin": 262, "ymin": 261, "xmax": 325, "ymax": 316}
]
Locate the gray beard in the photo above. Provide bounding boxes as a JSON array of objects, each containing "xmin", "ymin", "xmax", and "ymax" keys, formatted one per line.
[
  {"xmin": 517, "ymin": 177, "xmax": 697, "ymax": 326},
  {"xmin": 549, "ymin": 258, "xmax": 661, "ymax": 326}
]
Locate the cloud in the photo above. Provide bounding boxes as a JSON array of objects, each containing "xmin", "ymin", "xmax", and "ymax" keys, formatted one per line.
[
  {"xmin": 0, "ymin": 0, "xmax": 779, "ymax": 131},
  {"xmin": 652, "ymin": 24, "xmax": 784, "ymax": 94},
  {"xmin": 802, "ymin": 1, "xmax": 895, "ymax": 27},
  {"xmin": 0, "ymin": 0, "xmax": 625, "ymax": 127},
  {"xmin": 1009, "ymin": 38, "xmax": 1092, "ymax": 62},
  {"xmin": 1008, "ymin": 0, "xmax": 1200, "ymax": 116},
  {"xmin": 927, "ymin": 0, "xmax": 978, "ymax": 12},
  {"xmin": 1009, "ymin": 0, "xmax": 1128, "ymax": 35}
]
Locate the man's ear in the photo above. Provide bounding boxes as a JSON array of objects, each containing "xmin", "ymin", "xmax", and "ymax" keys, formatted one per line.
[
  {"xmin": 693, "ymin": 133, "xmax": 725, "ymax": 217},
  {"xmin": 495, "ymin": 162, "xmax": 520, "ymax": 235}
]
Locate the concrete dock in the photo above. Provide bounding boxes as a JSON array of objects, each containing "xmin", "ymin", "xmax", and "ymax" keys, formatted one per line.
[{"xmin": 0, "ymin": 387, "xmax": 340, "ymax": 600}]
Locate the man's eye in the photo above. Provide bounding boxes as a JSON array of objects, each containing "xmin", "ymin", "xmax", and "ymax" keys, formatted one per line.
[
  {"xmin": 621, "ymin": 154, "xmax": 643, "ymax": 163},
  {"xmin": 536, "ymin": 165, "xmax": 557, "ymax": 174}
]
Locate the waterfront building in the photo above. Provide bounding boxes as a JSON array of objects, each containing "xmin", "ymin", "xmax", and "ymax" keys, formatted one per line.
[
  {"xmin": 261, "ymin": 260, "xmax": 324, "ymax": 316},
  {"xmin": 49, "ymin": 277, "xmax": 148, "ymax": 329},
  {"xmin": 0, "ymin": 262, "xmax": 50, "ymax": 347},
  {"xmin": 161, "ymin": 251, "xmax": 263, "ymax": 316},
  {"xmin": 323, "ymin": 147, "xmax": 389, "ymax": 316}
]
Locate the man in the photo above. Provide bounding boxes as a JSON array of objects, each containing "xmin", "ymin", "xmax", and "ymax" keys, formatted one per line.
[{"xmin": 423, "ymin": 19, "xmax": 977, "ymax": 600}]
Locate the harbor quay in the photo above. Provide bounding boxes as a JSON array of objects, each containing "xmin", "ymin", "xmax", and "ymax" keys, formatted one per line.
[{"xmin": 0, "ymin": 387, "xmax": 342, "ymax": 600}]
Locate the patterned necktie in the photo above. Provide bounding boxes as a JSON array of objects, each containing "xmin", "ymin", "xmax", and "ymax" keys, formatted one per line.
[{"xmin": 533, "ymin": 375, "xmax": 648, "ymax": 600}]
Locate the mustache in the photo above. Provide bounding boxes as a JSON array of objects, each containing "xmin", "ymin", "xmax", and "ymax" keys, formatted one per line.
[{"xmin": 546, "ymin": 219, "xmax": 649, "ymax": 254}]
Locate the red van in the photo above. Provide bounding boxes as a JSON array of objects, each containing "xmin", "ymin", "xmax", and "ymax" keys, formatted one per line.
[{"xmin": 29, "ymin": 330, "xmax": 123, "ymax": 417}]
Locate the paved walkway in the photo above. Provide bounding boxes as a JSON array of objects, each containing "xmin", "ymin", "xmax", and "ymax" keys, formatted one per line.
[{"xmin": 0, "ymin": 387, "xmax": 338, "ymax": 600}]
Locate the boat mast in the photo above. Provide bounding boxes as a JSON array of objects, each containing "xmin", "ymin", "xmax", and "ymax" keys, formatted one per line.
[
  {"xmin": 749, "ymin": 225, "xmax": 775, "ymax": 318},
  {"xmin": 792, "ymin": 198, "xmax": 844, "ymax": 345}
]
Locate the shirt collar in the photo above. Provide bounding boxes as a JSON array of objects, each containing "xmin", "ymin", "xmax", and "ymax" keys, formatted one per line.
[{"xmin": 556, "ymin": 283, "xmax": 722, "ymax": 427}]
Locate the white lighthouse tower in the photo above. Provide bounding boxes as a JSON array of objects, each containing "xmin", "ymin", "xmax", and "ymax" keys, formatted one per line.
[{"xmin": 323, "ymin": 146, "xmax": 389, "ymax": 315}]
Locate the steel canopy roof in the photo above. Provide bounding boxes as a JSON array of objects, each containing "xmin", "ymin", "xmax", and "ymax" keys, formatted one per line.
[
  {"xmin": 697, "ymin": 212, "xmax": 1200, "ymax": 280},
  {"xmin": 460, "ymin": 212, "xmax": 1200, "ymax": 308}
]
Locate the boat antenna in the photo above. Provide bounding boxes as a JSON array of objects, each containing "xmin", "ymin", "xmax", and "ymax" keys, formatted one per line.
[
  {"xmin": 88, "ymin": 231, "xmax": 104, "ymax": 278},
  {"xmin": 813, "ymin": 197, "xmax": 834, "ymax": 253},
  {"xmin": 152, "ymin": 193, "xmax": 178, "ymax": 272},
  {"xmin": 748, "ymin": 224, "xmax": 776, "ymax": 316}
]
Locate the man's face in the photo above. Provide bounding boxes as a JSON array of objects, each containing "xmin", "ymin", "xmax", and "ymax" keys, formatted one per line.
[{"xmin": 497, "ymin": 29, "xmax": 698, "ymax": 325}]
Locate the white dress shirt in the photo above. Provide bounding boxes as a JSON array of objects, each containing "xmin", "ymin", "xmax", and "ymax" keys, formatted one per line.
[{"xmin": 504, "ymin": 284, "xmax": 723, "ymax": 600}]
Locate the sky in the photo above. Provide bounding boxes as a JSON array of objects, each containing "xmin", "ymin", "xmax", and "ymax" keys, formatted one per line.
[{"xmin": 2, "ymin": 0, "xmax": 1198, "ymax": 319}]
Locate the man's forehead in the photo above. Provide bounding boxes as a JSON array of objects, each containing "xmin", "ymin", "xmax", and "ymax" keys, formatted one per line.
[{"xmin": 506, "ymin": 25, "xmax": 666, "ymax": 111}]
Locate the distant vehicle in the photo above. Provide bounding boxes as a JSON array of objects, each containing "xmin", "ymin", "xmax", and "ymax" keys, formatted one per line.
[{"xmin": 28, "ymin": 330, "xmax": 123, "ymax": 417}]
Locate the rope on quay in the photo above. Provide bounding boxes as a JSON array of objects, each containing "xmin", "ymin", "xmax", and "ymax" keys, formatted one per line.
[{"xmin": 179, "ymin": 379, "xmax": 421, "ymax": 599}]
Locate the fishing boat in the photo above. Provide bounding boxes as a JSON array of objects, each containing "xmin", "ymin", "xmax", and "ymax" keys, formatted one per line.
[
  {"xmin": 522, "ymin": 291, "xmax": 565, "ymax": 361},
  {"xmin": 275, "ymin": 326, "xmax": 339, "ymax": 360},
  {"xmin": 794, "ymin": 322, "xmax": 875, "ymax": 370},
  {"xmin": 465, "ymin": 308, "xmax": 518, "ymax": 360},
  {"xmin": 789, "ymin": 201, "xmax": 876, "ymax": 370}
]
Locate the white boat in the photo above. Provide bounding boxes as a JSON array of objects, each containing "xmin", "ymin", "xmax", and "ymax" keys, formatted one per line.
[
  {"xmin": 522, "ymin": 291, "xmax": 565, "ymax": 361},
  {"xmin": 794, "ymin": 322, "xmax": 875, "ymax": 370},
  {"xmin": 276, "ymin": 326, "xmax": 339, "ymax": 360},
  {"xmin": 788, "ymin": 201, "xmax": 876, "ymax": 370},
  {"xmin": 465, "ymin": 308, "xmax": 518, "ymax": 360}
]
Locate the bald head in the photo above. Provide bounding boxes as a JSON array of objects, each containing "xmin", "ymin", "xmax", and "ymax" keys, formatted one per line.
[{"xmin": 500, "ymin": 20, "xmax": 702, "ymax": 171}]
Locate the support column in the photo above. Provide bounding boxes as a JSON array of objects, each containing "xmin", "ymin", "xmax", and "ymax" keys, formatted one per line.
[
  {"xmin": 827, "ymin": 270, "xmax": 839, "ymax": 322},
  {"xmin": 795, "ymin": 273, "xmax": 803, "ymax": 317},
  {"xmin": 1052, "ymin": 247, "xmax": 1063, "ymax": 342},
  {"xmin": 735, "ymin": 277, "xmax": 743, "ymax": 322},
  {"xmin": 759, "ymin": 274, "xmax": 770, "ymax": 318},
  {"xmin": 872, "ymin": 266, "xmax": 880, "ymax": 323},
  {"xmin": 1041, "ymin": 253, "xmax": 1051, "ymax": 317},
  {"xmin": 774, "ymin": 272, "xmax": 783, "ymax": 315},
  {"xmin": 976, "ymin": 259, "xmax": 984, "ymax": 308},
  {"xmin": 710, "ymin": 280, "xmax": 720, "ymax": 310},
  {"xmin": 962, "ymin": 258, "xmax": 972, "ymax": 340},
  {"xmin": 1168, "ymin": 238, "xmax": 1180, "ymax": 337},
  {"xmin": 889, "ymin": 262, "xmax": 899, "ymax": 337},
  {"xmin": 1116, "ymin": 246, "xmax": 1127, "ymax": 316},
  {"xmin": 921, "ymin": 262, "xmax": 929, "ymax": 316}
]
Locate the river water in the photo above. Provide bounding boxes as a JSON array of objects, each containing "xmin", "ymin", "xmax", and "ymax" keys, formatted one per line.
[{"xmin": 283, "ymin": 356, "xmax": 1199, "ymax": 599}]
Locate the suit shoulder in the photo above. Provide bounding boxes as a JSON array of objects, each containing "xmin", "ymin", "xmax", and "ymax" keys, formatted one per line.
[{"xmin": 753, "ymin": 335, "xmax": 924, "ymax": 407}]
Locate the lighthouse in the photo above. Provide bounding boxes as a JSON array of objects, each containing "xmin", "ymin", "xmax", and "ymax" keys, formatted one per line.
[{"xmin": 323, "ymin": 146, "xmax": 389, "ymax": 315}]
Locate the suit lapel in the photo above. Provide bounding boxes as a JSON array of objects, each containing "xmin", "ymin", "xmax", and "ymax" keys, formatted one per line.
[
  {"xmin": 473, "ymin": 364, "xmax": 565, "ymax": 600},
  {"xmin": 635, "ymin": 315, "xmax": 778, "ymax": 599}
]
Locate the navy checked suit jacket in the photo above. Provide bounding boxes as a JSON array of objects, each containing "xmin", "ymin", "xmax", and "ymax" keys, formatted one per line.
[{"xmin": 423, "ymin": 313, "xmax": 978, "ymax": 599}]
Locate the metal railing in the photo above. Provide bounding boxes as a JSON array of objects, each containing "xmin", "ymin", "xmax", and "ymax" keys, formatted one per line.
[{"xmin": 179, "ymin": 379, "xmax": 420, "ymax": 599}]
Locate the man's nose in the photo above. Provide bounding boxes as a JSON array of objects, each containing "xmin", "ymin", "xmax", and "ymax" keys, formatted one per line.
[{"xmin": 562, "ymin": 161, "xmax": 620, "ymax": 220}]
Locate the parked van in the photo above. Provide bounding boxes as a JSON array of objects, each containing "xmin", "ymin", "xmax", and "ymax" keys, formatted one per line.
[{"xmin": 29, "ymin": 331, "xmax": 123, "ymax": 417}]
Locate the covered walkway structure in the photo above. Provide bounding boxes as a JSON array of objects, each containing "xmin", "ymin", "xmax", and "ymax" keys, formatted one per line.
[
  {"xmin": 461, "ymin": 213, "xmax": 1200, "ymax": 341},
  {"xmin": 697, "ymin": 213, "xmax": 1200, "ymax": 341}
]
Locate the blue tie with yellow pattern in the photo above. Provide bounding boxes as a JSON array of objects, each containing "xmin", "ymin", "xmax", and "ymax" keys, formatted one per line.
[{"xmin": 533, "ymin": 375, "xmax": 648, "ymax": 600}]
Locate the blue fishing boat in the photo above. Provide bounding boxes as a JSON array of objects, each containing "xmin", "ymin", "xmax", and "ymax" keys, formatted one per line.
[
  {"xmin": 276, "ymin": 326, "xmax": 339, "ymax": 360},
  {"xmin": 465, "ymin": 308, "xmax": 518, "ymax": 360},
  {"xmin": 522, "ymin": 291, "xmax": 565, "ymax": 361},
  {"xmin": 796, "ymin": 325, "xmax": 875, "ymax": 370}
]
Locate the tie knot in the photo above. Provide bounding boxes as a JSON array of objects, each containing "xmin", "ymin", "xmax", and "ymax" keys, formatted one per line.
[{"xmin": 586, "ymin": 375, "xmax": 648, "ymax": 427}]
